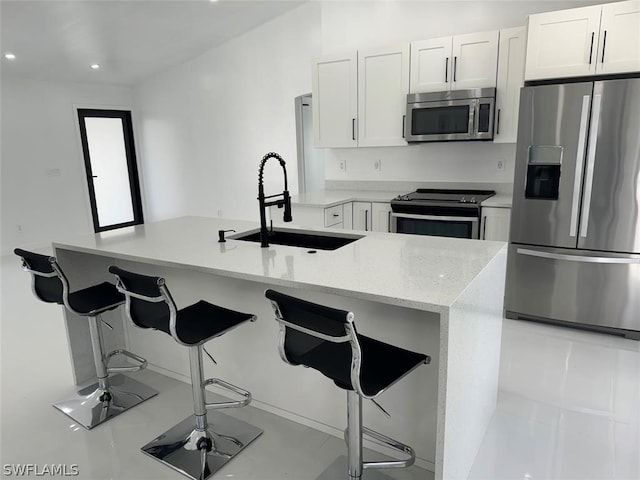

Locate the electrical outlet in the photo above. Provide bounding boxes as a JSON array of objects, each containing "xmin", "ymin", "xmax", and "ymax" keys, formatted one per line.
[
  {"xmin": 496, "ymin": 159, "xmax": 505, "ymax": 171},
  {"xmin": 374, "ymin": 159, "xmax": 382, "ymax": 172},
  {"xmin": 17, "ymin": 224, "xmax": 23, "ymax": 234},
  {"xmin": 339, "ymin": 160, "xmax": 347, "ymax": 171},
  {"xmin": 217, "ymin": 209, "xmax": 223, "ymax": 217}
]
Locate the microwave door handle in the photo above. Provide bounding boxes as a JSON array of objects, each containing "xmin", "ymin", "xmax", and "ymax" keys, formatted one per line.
[{"xmin": 469, "ymin": 101, "xmax": 477, "ymax": 136}]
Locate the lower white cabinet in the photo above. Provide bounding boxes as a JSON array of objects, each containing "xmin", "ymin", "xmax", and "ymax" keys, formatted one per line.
[
  {"xmin": 481, "ymin": 207, "xmax": 511, "ymax": 241},
  {"xmin": 291, "ymin": 202, "xmax": 353, "ymax": 230},
  {"xmin": 352, "ymin": 202, "xmax": 392, "ymax": 232}
]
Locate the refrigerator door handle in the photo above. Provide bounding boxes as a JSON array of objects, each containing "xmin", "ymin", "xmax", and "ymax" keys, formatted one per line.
[
  {"xmin": 580, "ymin": 94, "xmax": 602, "ymax": 238},
  {"xmin": 570, "ymin": 95, "xmax": 591, "ymax": 237},
  {"xmin": 517, "ymin": 248, "xmax": 640, "ymax": 264}
]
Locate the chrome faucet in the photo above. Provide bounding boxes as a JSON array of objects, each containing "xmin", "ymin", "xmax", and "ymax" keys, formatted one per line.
[{"xmin": 258, "ymin": 152, "xmax": 292, "ymax": 247}]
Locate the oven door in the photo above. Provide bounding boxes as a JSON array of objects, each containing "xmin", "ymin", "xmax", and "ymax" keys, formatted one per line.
[{"xmin": 391, "ymin": 213, "xmax": 480, "ymax": 239}]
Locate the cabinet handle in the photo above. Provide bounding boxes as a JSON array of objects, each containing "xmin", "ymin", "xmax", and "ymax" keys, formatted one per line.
[
  {"xmin": 588, "ymin": 32, "xmax": 595, "ymax": 64},
  {"xmin": 387, "ymin": 211, "xmax": 391, "ymax": 233},
  {"xmin": 365, "ymin": 210, "xmax": 369, "ymax": 231},
  {"xmin": 482, "ymin": 215, "xmax": 487, "ymax": 240},
  {"xmin": 496, "ymin": 109, "xmax": 501, "ymax": 135},
  {"xmin": 352, "ymin": 118, "xmax": 356, "ymax": 141},
  {"xmin": 402, "ymin": 115, "xmax": 406, "ymax": 138},
  {"xmin": 453, "ymin": 56, "xmax": 457, "ymax": 82},
  {"xmin": 601, "ymin": 30, "xmax": 607, "ymax": 63},
  {"xmin": 445, "ymin": 57, "xmax": 449, "ymax": 83},
  {"xmin": 333, "ymin": 213, "xmax": 339, "ymax": 217}
]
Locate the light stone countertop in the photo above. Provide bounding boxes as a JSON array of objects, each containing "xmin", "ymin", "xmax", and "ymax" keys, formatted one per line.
[
  {"xmin": 53, "ymin": 216, "xmax": 506, "ymax": 315},
  {"xmin": 293, "ymin": 189, "xmax": 513, "ymax": 208},
  {"xmin": 481, "ymin": 193, "xmax": 513, "ymax": 208},
  {"xmin": 291, "ymin": 190, "xmax": 402, "ymax": 207}
]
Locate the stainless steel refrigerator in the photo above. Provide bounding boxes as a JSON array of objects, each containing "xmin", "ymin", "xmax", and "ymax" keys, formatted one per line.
[{"xmin": 506, "ymin": 78, "xmax": 640, "ymax": 340}]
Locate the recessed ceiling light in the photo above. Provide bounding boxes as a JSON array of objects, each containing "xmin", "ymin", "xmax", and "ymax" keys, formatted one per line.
[
  {"xmin": 5, "ymin": 53, "xmax": 16, "ymax": 60},
  {"xmin": 90, "ymin": 64, "xmax": 100, "ymax": 70}
]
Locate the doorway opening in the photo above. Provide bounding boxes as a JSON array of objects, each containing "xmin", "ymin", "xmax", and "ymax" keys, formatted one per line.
[
  {"xmin": 295, "ymin": 94, "xmax": 325, "ymax": 193},
  {"xmin": 77, "ymin": 109, "xmax": 144, "ymax": 232}
]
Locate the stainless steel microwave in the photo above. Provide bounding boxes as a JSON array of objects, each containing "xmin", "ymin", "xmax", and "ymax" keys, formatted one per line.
[{"xmin": 405, "ymin": 88, "xmax": 495, "ymax": 142}]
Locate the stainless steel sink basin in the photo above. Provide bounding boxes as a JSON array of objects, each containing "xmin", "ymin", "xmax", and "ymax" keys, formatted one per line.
[{"xmin": 230, "ymin": 228, "xmax": 363, "ymax": 251}]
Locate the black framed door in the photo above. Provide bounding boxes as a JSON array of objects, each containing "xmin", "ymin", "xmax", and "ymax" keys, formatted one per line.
[{"xmin": 77, "ymin": 109, "xmax": 144, "ymax": 232}]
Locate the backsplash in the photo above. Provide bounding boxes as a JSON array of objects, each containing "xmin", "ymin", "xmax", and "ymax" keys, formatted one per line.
[{"xmin": 324, "ymin": 142, "xmax": 516, "ymax": 184}]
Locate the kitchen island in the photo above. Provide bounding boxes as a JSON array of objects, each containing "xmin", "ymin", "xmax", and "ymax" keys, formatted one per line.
[{"xmin": 53, "ymin": 216, "xmax": 506, "ymax": 480}]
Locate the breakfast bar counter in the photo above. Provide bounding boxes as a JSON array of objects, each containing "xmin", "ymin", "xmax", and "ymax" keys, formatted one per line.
[{"xmin": 53, "ymin": 216, "xmax": 507, "ymax": 480}]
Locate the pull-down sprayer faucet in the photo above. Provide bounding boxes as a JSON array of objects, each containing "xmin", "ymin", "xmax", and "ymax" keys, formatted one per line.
[{"xmin": 258, "ymin": 152, "xmax": 292, "ymax": 247}]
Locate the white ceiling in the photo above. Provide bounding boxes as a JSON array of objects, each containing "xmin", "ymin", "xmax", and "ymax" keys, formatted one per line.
[{"xmin": 0, "ymin": 0, "xmax": 305, "ymax": 85}]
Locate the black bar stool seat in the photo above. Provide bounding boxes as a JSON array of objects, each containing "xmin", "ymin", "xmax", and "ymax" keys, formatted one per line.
[
  {"xmin": 14, "ymin": 248, "xmax": 157, "ymax": 430},
  {"xmin": 265, "ymin": 289, "xmax": 430, "ymax": 480},
  {"xmin": 109, "ymin": 266, "xmax": 263, "ymax": 480}
]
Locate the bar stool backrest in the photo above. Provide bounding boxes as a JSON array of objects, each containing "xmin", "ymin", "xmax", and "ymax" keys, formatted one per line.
[
  {"xmin": 265, "ymin": 289, "xmax": 366, "ymax": 396},
  {"xmin": 14, "ymin": 248, "xmax": 64, "ymax": 305},
  {"xmin": 108, "ymin": 266, "xmax": 174, "ymax": 330}
]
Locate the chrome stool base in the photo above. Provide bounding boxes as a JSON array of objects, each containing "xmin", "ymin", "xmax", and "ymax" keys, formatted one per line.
[
  {"xmin": 316, "ymin": 456, "xmax": 395, "ymax": 480},
  {"xmin": 52, "ymin": 373, "xmax": 158, "ymax": 430},
  {"xmin": 141, "ymin": 411, "xmax": 263, "ymax": 480}
]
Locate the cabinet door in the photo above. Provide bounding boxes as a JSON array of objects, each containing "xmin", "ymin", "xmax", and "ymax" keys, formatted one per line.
[
  {"xmin": 343, "ymin": 202, "xmax": 353, "ymax": 230},
  {"xmin": 451, "ymin": 30, "xmax": 499, "ymax": 90},
  {"xmin": 352, "ymin": 202, "xmax": 371, "ymax": 231},
  {"xmin": 409, "ymin": 36, "xmax": 452, "ymax": 93},
  {"xmin": 371, "ymin": 202, "xmax": 392, "ymax": 233},
  {"xmin": 596, "ymin": 0, "xmax": 640, "ymax": 75},
  {"xmin": 494, "ymin": 26, "xmax": 526, "ymax": 144},
  {"xmin": 358, "ymin": 44, "xmax": 409, "ymax": 147},
  {"xmin": 481, "ymin": 207, "xmax": 511, "ymax": 241},
  {"xmin": 312, "ymin": 53, "xmax": 358, "ymax": 148},
  {"xmin": 525, "ymin": 5, "xmax": 602, "ymax": 80}
]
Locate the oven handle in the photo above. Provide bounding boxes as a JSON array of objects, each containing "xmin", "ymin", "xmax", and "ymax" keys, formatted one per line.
[{"xmin": 391, "ymin": 212, "xmax": 479, "ymax": 222}]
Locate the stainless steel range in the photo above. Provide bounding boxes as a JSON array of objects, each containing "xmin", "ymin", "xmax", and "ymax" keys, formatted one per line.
[{"xmin": 390, "ymin": 189, "xmax": 495, "ymax": 239}]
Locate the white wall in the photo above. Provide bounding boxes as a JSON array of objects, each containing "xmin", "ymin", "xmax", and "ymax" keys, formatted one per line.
[
  {"xmin": 134, "ymin": 2, "xmax": 322, "ymax": 222},
  {"xmin": 0, "ymin": 76, "xmax": 133, "ymax": 253},
  {"xmin": 319, "ymin": 0, "xmax": 604, "ymax": 184}
]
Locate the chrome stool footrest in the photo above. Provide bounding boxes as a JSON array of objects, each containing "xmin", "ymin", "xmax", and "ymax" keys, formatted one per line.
[
  {"xmin": 203, "ymin": 378, "xmax": 252, "ymax": 409},
  {"xmin": 106, "ymin": 348, "xmax": 148, "ymax": 373},
  {"xmin": 141, "ymin": 411, "xmax": 263, "ymax": 480},
  {"xmin": 52, "ymin": 373, "xmax": 158, "ymax": 430},
  {"xmin": 361, "ymin": 426, "xmax": 416, "ymax": 469}
]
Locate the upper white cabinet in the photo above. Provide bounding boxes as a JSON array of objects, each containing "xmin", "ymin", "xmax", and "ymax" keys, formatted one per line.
[
  {"xmin": 410, "ymin": 30, "xmax": 499, "ymax": 93},
  {"xmin": 525, "ymin": 1, "xmax": 640, "ymax": 81},
  {"xmin": 494, "ymin": 26, "xmax": 526, "ymax": 144},
  {"xmin": 597, "ymin": 1, "xmax": 640, "ymax": 75},
  {"xmin": 358, "ymin": 44, "xmax": 410, "ymax": 147},
  {"xmin": 312, "ymin": 53, "xmax": 358, "ymax": 148},
  {"xmin": 313, "ymin": 45, "xmax": 409, "ymax": 148}
]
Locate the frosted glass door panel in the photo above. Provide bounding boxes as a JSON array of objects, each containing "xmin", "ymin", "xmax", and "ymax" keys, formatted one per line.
[{"xmin": 84, "ymin": 117, "xmax": 135, "ymax": 227}]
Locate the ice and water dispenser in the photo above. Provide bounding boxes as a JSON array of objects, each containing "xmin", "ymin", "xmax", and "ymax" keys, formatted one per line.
[{"xmin": 524, "ymin": 145, "xmax": 563, "ymax": 200}]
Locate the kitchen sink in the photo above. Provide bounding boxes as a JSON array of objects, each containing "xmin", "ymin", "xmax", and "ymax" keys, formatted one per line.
[{"xmin": 231, "ymin": 228, "xmax": 363, "ymax": 251}]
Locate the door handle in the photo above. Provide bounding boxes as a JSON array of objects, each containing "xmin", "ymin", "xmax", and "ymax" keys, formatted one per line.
[
  {"xmin": 453, "ymin": 56, "xmax": 457, "ymax": 82},
  {"xmin": 352, "ymin": 118, "xmax": 356, "ymax": 141},
  {"xmin": 495, "ymin": 109, "xmax": 501, "ymax": 135},
  {"xmin": 387, "ymin": 211, "xmax": 391, "ymax": 233},
  {"xmin": 91, "ymin": 175, "xmax": 98, "ymax": 178},
  {"xmin": 402, "ymin": 115, "xmax": 406, "ymax": 138},
  {"xmin": 445, "ymin": 57, "xmax": 449, "ymax": 83},
  {"xmin": 601, "ymin": 30, "xmax": 607, "ymax": 63},
  {"xmin": 588, "ymin": 32, "xmax": 595, "ymax": 64},
  {"xmin": 580, "ymin": 94, "xmax": 602, "ymax": 238},
  {"xmin": 517, "ymin": 248, "xmax": 640, "ymax": 264},
  {"xmin": 570, "ymin": 95, "xmax": 591, "ymax": 237},
  {"xmin": 482, "ymin": 215, "xmax": 487, "ymax": 239},
  {"xmin": 365, "ymin": 210, "xmax": 369, "ymax": 231}
]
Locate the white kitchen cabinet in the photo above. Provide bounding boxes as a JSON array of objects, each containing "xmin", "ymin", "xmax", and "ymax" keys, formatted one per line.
[
  {"xmin": 481, "ymin": 207, "xmax": 511, "ymax": 242},
  {"xmin": 352, "ymin": 202, "xmax": 392, "ymax": 232},
  {"xmin": 312, "ymin": 53, "xmax": 358, "ymax": 148},
  {"xmin": 596, "ymin": 1, "xmax": 640, "ymax": 75},
  {"xmin": 410, "ymin": 31, "xmax": 499, "ymax": 93},
  {"xmin": 525, "ymin": 1, "xmax": 640, "ymax": 81},
  {"xmin": 371, "ymin": 202, "xmax": 393, "ymax": 233},
  {"xmin": 312, "ymin": 45, "xmax": 409, "ymax": 149},
  {"xmin": 494, "ymin": 26, "xmax": 526, "ymax": 144},
  {"xmin": 291, "ymin": 203, "xmax": 355, "ymax": 230},
  {"xmin": 358, "ymin": 44, "xmax": 409, "ymax": 147}
]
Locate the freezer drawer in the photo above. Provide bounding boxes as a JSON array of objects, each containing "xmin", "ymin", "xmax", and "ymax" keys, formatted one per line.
[{"xmin": 505, "ymin": 244, "xmax": 640, "ymax": 337}]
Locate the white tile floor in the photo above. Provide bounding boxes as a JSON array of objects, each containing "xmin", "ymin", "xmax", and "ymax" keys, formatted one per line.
[{"xmin": 1, "ymin": 252, "xmax": 639, "ymax": 480}]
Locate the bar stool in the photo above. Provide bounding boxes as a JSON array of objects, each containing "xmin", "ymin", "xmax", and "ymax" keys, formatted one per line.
[
  {"xmin": 265, "ymin": 289, "xmax": 430, "ymax": 480},
  {"xmin": 109, "ymin": 266, "xmax": 263, "ymax": 480},
  {"xmin": 14, "ymin": 248, "xmax": 157, "ymax": 429}
]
